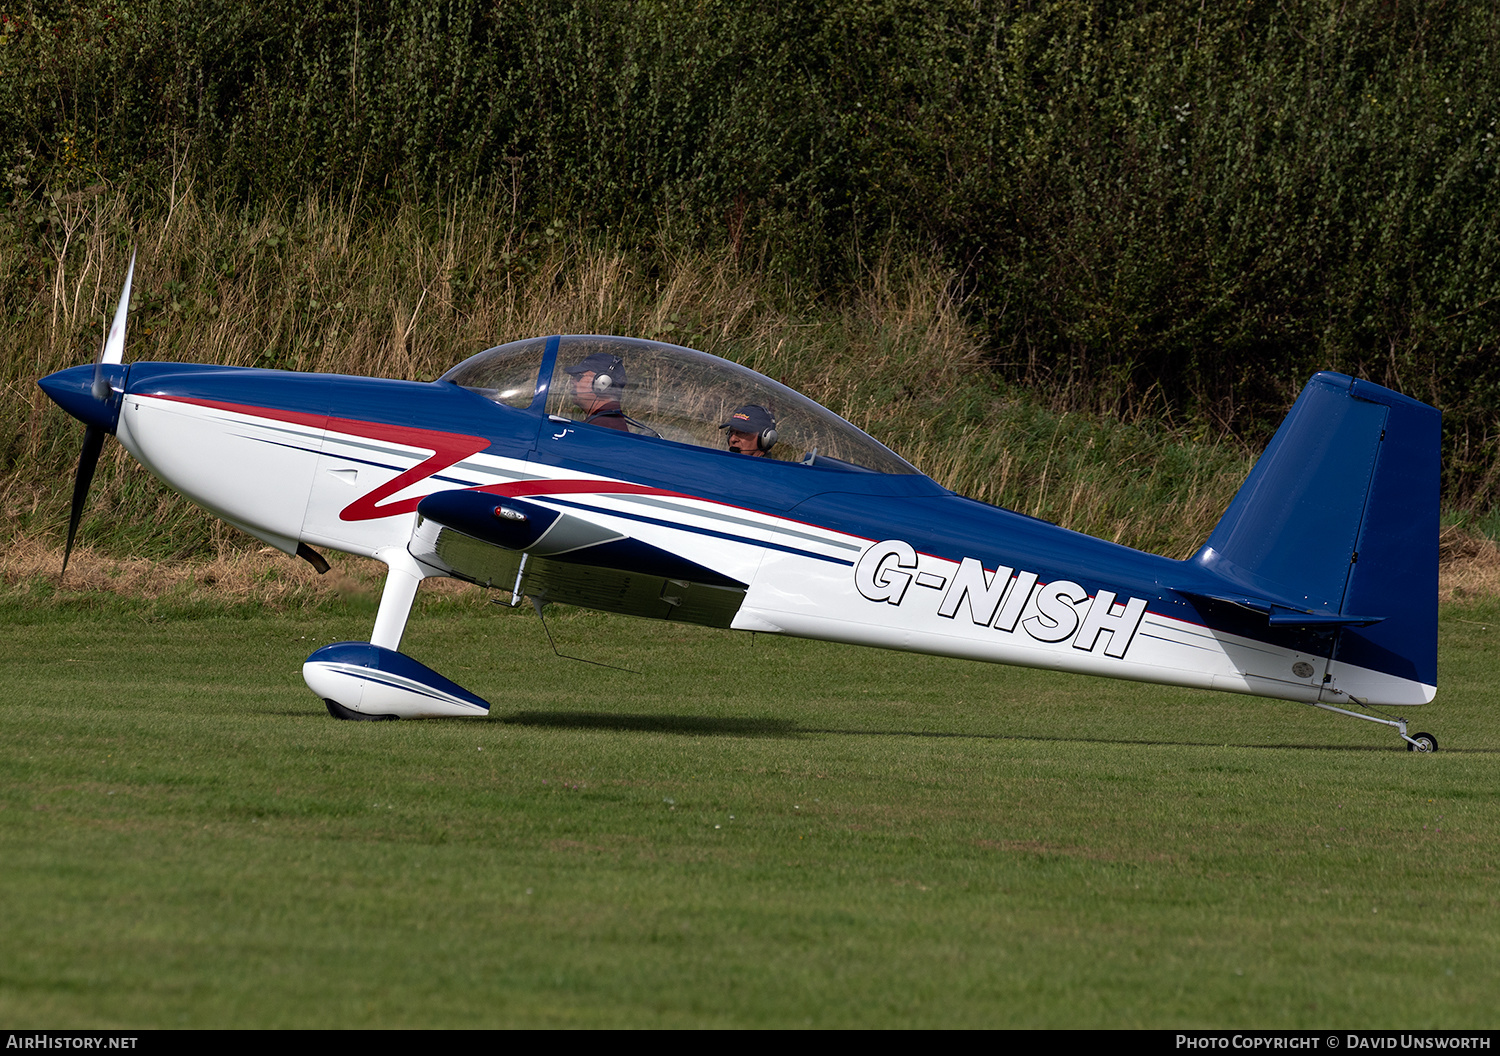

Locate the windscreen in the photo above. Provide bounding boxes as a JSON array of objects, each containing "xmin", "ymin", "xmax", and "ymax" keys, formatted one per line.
[{"xmin": 439, "ymin": 337, "xmax": 548, "ymax": 408}]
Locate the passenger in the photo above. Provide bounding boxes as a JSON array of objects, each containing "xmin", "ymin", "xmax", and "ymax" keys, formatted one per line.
[
  {"xmin": 564, "ymin": 353, "xmax": 630, "ymax": 431},
  {"xmin": 720, "ymin": 404, "xmax": 777, "ymax": 457}
]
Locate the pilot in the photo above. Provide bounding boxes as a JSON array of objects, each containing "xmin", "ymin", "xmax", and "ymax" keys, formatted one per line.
[
  {"xmin": 564, "ymin": 353, "xmax": 630, "ymax": 431},
  {"xmin": 720, "ymin": 404, "xmax": 777, "ymax": 457}
]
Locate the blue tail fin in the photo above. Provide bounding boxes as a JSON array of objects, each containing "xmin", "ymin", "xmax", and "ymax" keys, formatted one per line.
[{"xmin": 1190, "ymin": 372, "xmax": 1439, "ymax": 689}]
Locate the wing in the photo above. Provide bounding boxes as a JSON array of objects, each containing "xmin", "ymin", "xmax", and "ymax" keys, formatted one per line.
[{"xmin": 409, "ymin": 489, "xmax": 747, "ymax": 627}]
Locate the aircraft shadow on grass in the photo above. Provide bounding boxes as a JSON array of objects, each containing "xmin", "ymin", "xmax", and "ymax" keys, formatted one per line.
[
  {"xmin": 495, "ymin": 710, "xmax": 1491, "ymax": 751},
  {"xmin": 500, "ymin": 710, "xmax": 798, "ymax": 737}
]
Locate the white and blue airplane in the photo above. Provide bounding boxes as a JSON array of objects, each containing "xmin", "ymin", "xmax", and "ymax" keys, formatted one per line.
[{"xmin": 40, "ymin": 258, "xmax": 1441, "ymax": 749}]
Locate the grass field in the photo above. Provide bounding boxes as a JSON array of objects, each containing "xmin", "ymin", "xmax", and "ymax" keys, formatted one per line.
[{"xmin": 2, "ymin": 587, "xmax": 1497, "ymax": 1028}]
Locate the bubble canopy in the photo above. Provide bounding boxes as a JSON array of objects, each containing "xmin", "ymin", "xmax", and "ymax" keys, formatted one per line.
[{"xmin": 440, "ymin": 335, "xmax": 918, "ymax": 475}]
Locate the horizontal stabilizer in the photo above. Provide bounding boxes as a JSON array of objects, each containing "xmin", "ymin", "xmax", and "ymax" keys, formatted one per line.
[{"xmin": 1176, "ymin": 589, "xmax": 1385, "ymax": 628}]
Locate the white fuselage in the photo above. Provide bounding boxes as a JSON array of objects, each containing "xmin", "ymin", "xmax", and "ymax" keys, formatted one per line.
[{"xmin": 115, "ymin": 389, "xmax": 1434, "ymax": 709}]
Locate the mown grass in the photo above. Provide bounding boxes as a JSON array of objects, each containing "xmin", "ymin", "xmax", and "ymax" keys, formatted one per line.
[{"xmin": 2, "ymin": 591, "xmax": 1495, "ymax": 1028}]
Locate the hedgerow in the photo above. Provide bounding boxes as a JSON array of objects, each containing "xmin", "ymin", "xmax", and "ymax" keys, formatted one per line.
[{"xmin": 4, "ymin": 0, "xmax": 1498, "ymax": 503}]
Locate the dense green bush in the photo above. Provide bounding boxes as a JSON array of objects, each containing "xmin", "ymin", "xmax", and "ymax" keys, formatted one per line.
[{"xmin": 4, "ymin": 0, "xmax": 1499, "ymax": 503}]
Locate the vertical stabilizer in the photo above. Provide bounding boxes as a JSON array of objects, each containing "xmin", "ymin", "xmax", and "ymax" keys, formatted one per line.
[{"xmin": 1192, "ymin": 372, "xmax": 1439, "ymax": 690}]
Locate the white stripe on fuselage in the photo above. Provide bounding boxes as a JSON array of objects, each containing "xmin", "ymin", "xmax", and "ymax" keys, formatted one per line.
[{"xmin": 121, "ymin": 397, "xmax": 1430, "ymax": 707}]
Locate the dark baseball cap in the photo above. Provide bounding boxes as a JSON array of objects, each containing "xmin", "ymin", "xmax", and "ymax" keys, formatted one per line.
[{"xmin": 720, "ymin": 404, "xmax": 776, "ymax": 433}]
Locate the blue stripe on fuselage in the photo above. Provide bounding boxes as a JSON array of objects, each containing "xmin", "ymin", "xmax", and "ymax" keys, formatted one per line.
[{"xmin": 540, "ymin": 496, "xmax": 854, "ymax": 567}]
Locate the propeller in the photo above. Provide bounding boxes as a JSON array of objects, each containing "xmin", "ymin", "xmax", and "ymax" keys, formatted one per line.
[{"xmin": 53, "ymin": 251, "xmax": 135, "ymax": 574}]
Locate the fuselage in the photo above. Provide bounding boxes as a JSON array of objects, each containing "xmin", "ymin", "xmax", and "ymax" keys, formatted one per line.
[{"xmin": 42, "ymin": 359, "xmax": 1435, "ymax": 709}]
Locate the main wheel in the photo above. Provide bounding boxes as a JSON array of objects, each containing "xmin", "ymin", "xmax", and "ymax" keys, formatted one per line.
[
  {"xmin": 324, "ymin": 698, "xmax": 399, "ymax": 721},
  {"xmin": 1407, "ymin": 731, "xmax": 1438, "ymax": 753}
]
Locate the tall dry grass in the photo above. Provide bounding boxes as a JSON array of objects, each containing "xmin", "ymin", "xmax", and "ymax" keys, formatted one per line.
[{"xmin": 3, "ymin": 183, "xmax": 1254, "ymax": 568}]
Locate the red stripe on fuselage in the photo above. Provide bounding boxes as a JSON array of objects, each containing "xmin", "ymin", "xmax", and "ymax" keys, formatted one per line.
[
  {"xmin": 156, "ymin": 395, "xmax": 330, "ymax": 432},
  {"xmin": 151, "ymin": 395, "xmax": 695, "ymax": 520},
  {"xmin": 154, "ymin": 395, "xmax": 492, "ymax": 520},
  {"xmin": 470, "ymin": 479, "xmax": 688, "ymax": 501}
]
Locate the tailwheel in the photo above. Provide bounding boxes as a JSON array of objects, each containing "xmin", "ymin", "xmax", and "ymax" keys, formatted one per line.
[{"xmin": 1406, "ymin": 731, "xmax": 1438, "ymax": 753}]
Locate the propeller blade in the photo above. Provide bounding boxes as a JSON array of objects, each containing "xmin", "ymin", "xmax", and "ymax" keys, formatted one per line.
[
  {"xmin": 101, "ymin": 250, "xmax": 135, "ymax": 365},
  {"xmin": 62, "ymin": 425, "xmax": 106, "ymax": 576},
  {"xmin": 93, "ymin": 250, "xmax": 135, "ymax": 400}
]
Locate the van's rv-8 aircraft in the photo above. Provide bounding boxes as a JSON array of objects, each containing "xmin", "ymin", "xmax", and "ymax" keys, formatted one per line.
[{"xmin": 40, "ymin": 258, "xmax": 1441, "ymax": 749}]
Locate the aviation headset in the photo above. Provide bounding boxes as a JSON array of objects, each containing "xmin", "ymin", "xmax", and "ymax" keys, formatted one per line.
[
  {"xmin": 590, "ymin": 355, "xmax": 625, "ymax": 395},
  {"xmin": 566, "ymin": 353, "xmax": 627, "ymax": 396}
]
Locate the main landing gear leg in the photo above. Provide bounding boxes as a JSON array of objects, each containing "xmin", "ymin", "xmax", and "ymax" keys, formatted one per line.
[
  {"xmin": 369, "ymin": 546, "xmax": 424, "ymax": 652},
  {"xmin": 302, "ymin": 547, "xmax": 492, "ymax": 720},
  {"xmin": 1306, "ymin": 699, "xmax": 1437, "ymax": 752}
]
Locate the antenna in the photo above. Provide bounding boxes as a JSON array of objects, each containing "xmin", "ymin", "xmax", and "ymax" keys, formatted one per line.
[{"xmin": 530, "ymin": 597, "xmax": 639, "ymax": 674}]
